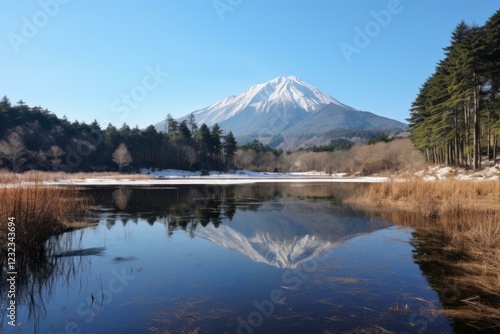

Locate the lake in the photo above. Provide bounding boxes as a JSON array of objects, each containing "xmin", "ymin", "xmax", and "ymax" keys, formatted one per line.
[{"xmin": 0, "ymin": 183, "xmax": 467, "ymax": 333}]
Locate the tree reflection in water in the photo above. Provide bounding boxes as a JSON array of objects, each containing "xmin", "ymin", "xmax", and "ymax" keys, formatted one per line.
[{"xmin": 94, "ymin": 183, "xmax": 367, "ymax": 236}]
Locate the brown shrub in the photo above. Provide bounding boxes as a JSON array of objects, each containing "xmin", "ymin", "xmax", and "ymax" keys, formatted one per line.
[{"xmin": 280, "ymin": 139, "xmax": 424, "ymax": 175}]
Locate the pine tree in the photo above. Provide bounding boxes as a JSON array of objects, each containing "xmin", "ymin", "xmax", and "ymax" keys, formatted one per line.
[
  {"xmin": 196, "ymin": 124, "xmax": 211, "ymax": 168},
  {"xmin": 484, "ymin": 10, "xmax": 500, "ymax": 160},
  {"xmin": 175, "ymin": 120, "xmax": 192, "ymax": 143},
  {"xmin": 187, "ymin": 113, "xmax": 198, "ymax": 135},
  {"xmin": 211, "ymin": 124, "xmax": 223, "ymax": 169},
  {"xmin": 0, "ymin": 96, "xmax": 11, "ymax": 110},
  {"xmin": 165, "ymin": 114, "xmax": 178, "ymax": 135},
  {"xmin": 222, "ymin": 131, "xmax": 237, "ymax": 169}
]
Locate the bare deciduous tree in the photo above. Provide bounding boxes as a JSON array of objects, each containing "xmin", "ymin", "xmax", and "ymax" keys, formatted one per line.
[
  {"xmin": 46, "ymin": 145, "xmax": 65, "ymax": 165},
  {"xmin": 0, "ymin": 132, "xmax": 28, "ymax": 172},
  {"xmin": 112, "ymin": 143, "xmax": 132, "ymax": 172}
]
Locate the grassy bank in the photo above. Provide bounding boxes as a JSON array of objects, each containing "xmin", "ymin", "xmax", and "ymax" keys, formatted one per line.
[
  {"xmin": 0, "ymin": 182, "xmax": 91, "ymax": 250},
  {"xmin": 0, "ymin": 169, "xmax": 153, "ymax": 184},
  {"xmin": 345, "ymin": 179, "xmax": 500, "ymax": 327}
]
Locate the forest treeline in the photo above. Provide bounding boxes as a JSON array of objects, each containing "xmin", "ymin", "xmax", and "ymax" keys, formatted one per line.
[
  {"xmin": 0, "ymin": 96, "xmax": 421, "ymax": 175},
  {"xmin": 409, "ymin": 9, "xmax": 500, "ymax": 168},
  {"xmin": 0, "ymin": 97, "xmax": 236, "ymax": 172}
]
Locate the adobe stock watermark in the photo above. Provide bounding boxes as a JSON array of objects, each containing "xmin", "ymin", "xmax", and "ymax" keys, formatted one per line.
[
  {"xmin": 213, "ymin": 0, "xmax": 243, "ymax": 21},
  {"xmin": 339, "ymin": 0, "xmax": 407, "ymax": 63},
  {"xmin": 110, "ymin": 65, "xmax": 169, "ymax": 121},
  {"xmin": 7, "ymin": 0, "xmax": 71, "ymax": 54}
]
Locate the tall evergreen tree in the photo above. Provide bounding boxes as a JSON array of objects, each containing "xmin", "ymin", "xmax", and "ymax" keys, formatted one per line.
[
  {"xmin": 196, "ymin": 124, "xmax": 211, "ymax": 168},
  {"xmin": 165, "ymin": 114, "xmax": 178, "ymax": 135},
  {"xmin": 484, "ymin": 9, "xmax": 500, "ymax": 160},
  {"xmin": 187, "ymin": 113, "xmax": 198, "ymax": 135},
  {"xmin": 222, "ymin": 131, "xmax": 237, "ymax": 169},
  {"xmin": 211, "ymin": 124, "xmax": 223, "ymax": 169}
]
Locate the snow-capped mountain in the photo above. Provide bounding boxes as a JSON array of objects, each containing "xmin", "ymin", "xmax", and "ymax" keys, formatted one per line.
[
  {"xmin": 155, "ymin": 76, "xmax": 349, "ymax": 136},
  {"xmin": 154, "ymin": 76, "xmax": 407, "ymax": 148},
  {"xmin": 187, "ymin": 75, "xmax": 348, "ymax": 125}
]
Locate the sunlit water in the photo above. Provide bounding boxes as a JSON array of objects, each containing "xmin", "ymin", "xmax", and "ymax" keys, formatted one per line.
[{"xmin": 1, "ymin": 183, "xmax": 457, "ymax": 333}]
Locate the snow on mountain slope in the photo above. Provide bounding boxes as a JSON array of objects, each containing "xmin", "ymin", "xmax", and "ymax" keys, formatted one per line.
[{"xmin": 189, "ymin": 76, "xmax": 349, "ymax": 126}]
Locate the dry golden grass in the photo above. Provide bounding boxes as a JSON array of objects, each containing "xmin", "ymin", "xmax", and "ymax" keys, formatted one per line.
[
  {"xmin": 0, "ymin": 169, "xmax": 19, "ymax": 183},
  {"xmin": 346, "ymin": 179, "xmax": 500, "ymax": 262},
  {"xmin": 345, "ymin": 178, "xmax": 500, "ymax": 327},
  {"xmin": 0, "ymin": 180, "xmax": 91, "ymax": 250},
  {"xmin": 0, "ymin": 170, "xmax": 153, "ymax": 184},
  {"xmin": 347, "ymin": 178, "xmax": 500, "ymax": 215}
]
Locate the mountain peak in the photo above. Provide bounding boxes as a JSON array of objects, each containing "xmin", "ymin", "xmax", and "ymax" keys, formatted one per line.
[
  {"xmin": 181, "ymin": 76, "xmax": 348, "ymax": 127},
  {"xmin": 270, "ymin": 75, "xmax": 300, "ymax": 83}
]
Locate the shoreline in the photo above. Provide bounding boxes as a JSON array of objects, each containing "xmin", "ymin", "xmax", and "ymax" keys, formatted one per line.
[{"xmin": 47, "ymin": 175, "xmax": 388, "ymax": 186}]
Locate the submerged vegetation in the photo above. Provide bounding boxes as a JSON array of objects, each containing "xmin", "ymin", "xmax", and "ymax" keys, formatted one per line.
[{"xmin": 346, "ymin": 179, "xmax": 500, "ymax": 328}]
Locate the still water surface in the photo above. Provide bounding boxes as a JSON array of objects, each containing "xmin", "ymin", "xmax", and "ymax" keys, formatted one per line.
[{"xmin": 1, "ymin": 183, "xmax": 457, "ymax": 333}]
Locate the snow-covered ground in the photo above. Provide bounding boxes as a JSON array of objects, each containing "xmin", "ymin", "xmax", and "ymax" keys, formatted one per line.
[
  {"xmin": 414, "ymin": 164, "xmax": 500, "ymax": 181},
  {"xmin": 48, "ymin": 168, "xmax": 387, "ymax": 186},
  {"xmin": 26, "ymin": 164, "xmax": 500, "ymax": 187},
  {"xmin": 139, "ymin": 168, "xmax": 336, "ymax": 178}
]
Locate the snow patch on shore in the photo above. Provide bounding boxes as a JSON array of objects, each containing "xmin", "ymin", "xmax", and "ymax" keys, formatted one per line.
[
  {"xmin": 46, "ymin": 168, "xmax": 387, "ymax": 186},
  {"xmin": 414, "ymin": 164, "xmax": 500, "ymax": 181}
]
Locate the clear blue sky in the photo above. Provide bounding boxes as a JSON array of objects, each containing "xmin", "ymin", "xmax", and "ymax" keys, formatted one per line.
[{"xmin": 1, "ymin": 0, "xmax": 499, "ymax": 128}]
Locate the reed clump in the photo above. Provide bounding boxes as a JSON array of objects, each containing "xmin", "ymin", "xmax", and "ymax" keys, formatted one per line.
[
  {"xmin": 0, "ymin": 181, "xmax": 90, "ymax": 251},
  {"xmin": 346, "ymin": 179, "xmax": 500, "ymax": 260},
  {"xmin": 347, "ymin": 178, "xmax": 500, "ymax": 216},
  {"xmin": 345, "ymin": 178, "xmax": 500, "ymax": 328}
]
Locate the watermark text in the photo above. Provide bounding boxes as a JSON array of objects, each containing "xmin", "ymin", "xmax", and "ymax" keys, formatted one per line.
[{"xmin": 6, "ymin": 217, "xmax": 17, "ymax": 327}]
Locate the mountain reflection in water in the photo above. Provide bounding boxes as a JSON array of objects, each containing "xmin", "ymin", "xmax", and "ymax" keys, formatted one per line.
[{"xmin": 194, "ymin": 199, "xmax": 388, "ymax": 268}]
